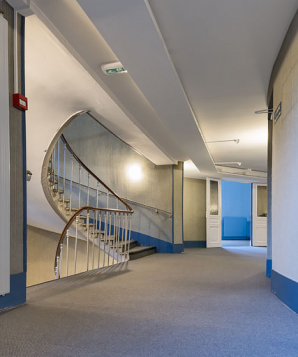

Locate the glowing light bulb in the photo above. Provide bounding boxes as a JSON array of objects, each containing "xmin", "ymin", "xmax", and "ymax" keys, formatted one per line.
[{"xmin": 127, "ymin": 164, "xmax": 143, "ymax": 182}]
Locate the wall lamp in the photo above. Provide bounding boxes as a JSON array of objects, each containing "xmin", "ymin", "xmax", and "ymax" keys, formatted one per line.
[
  {"xmin": 206, "ymin": 139, "xmax": 240, "ymax": 144},
  {"xmin": 126, "ymin": 164, "xmax": 143, "ymax": 182}
]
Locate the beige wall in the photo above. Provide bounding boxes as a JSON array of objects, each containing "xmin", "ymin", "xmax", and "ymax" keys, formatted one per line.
[
  {"xmin": 27, "ymin": 225, "xmax": 112, "ymax": 286},
  {"xmin": 183, "ymin": 178, "xmax": 206, "ymax": 242},
  {"xmin": 27, "ymin": 226, "xmax": 58, "ymax": 286}
]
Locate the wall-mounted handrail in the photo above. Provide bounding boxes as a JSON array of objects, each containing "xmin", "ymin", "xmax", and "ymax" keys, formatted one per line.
[
  {"xmin": 124, "ymin": 198, "xmax": 172, "ymax": 217},
  {"xmin": 61, "ymin": 134, "xmax": 133, "ymax": 213},
  {"xmin": 50, "ymin": 176, "xmax": 172, "ymax": 218}
]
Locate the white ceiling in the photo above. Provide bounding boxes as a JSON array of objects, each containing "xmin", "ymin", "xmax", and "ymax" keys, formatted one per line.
[
  {"xmin": 147, "ymin": 0, "xmax": 298, "ymax": 172},
  {"xmin": 28, "ymin": 0, "xmax": 298, "ymax": 180}
]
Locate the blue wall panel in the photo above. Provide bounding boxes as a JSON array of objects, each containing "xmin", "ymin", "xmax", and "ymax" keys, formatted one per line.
[
  {"xmin": 271, "ymin": 270, "xmax": 298, "ymax": 313},
  {"xmin": 222, "ymin": 181, "xmax": 251, "ymax": 240},
  {"xmin": 131, "ymin": 231, "xmax": 184, "ymax": 253},
  {"xmin": 0, "ymin": 273, "xmax": 26, "ymax": 311}
]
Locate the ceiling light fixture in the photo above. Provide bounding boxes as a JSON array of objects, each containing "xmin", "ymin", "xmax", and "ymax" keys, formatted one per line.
[
  {"xmin": 206, "ymin": 139, "xmax": 240, "ymax": 144},
  {"xmin": 101, "ymin": 61, "xmax": 127, "ymax": 75}
]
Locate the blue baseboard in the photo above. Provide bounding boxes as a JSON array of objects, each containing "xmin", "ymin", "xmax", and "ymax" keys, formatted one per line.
[
  {"xmin": 266, "ymin": 259, "xmax": 272, "ymax": 278},
  {"xmin": 184, "ymin": 241, "xmax": 206, "ymax": 248},
  {"xmin": 172, "ymin": 244, "xmax": 184, "ymax": 253},
  {"xmin": 271, "ymin": 270, "xmax": 298, "ymax": 313},
  {"xmin": 0, "ymin": 272, "xmax": 26, "ymax": 311},
  {"xmin": 131, "ymin": 231, "xmax": 184, "ymax": 253}
]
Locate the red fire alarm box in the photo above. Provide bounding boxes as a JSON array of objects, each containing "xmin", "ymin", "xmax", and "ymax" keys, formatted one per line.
[{"xmin": 13, "ymin": 93, "xmax": 28, "ymax": 111}]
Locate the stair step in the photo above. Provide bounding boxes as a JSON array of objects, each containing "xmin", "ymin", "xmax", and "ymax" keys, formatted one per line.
[
  {"xmin": 116, "ymin": 240, "xmax": 137, "ymax": 252},
  {"xmin": 101, "ymin": 235, "xmax": 116, "ymax": 241},
  {"xmin": 91, "ymin": 229, "xmax": 104, "ymax": 234},
  {"xmin": 52, "ymin": 189, "xmax": 64, "ymax": 194},
  {"xmin": 81, "ymin": 223, "xmax": 95, "ymax": 227},
  {"xmin": 129, "ymin": 246, "xmax": 156, "ymax": 260},
  {"xmin": 58, "ymin": 198, "xmax": 70, "ymax": 203},
  {"xmin": 65, "ymin": 207, "xmax": 79, "ymax": 212}
]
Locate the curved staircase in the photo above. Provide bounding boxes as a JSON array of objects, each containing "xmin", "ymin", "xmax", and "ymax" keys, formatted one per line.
[{"xmin": 42, "ymin": 122, "xmax": 135, "ymax": 279}]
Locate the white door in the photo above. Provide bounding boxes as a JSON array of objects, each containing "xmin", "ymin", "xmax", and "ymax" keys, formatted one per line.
[
  {"xmin": 206, "ymin": 178, "xmax": 222, "ymax": 248},
  {"xmin": 252, "ymin": 183, "xmax": 267, "ymax": 247}
]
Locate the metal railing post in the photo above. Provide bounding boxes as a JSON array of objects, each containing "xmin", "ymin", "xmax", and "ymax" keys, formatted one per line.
[
  {"xmin": 70, "ymin": 154, "xmax": 73, "ymax": 211},
  {"xmin": 108, "ymin": 212, "xmax": 112, "ymax": 266},
  {"xmin": 63, "ymin": 142, "xmax": 66, "ymax": 204},
  {"xmin": 98, "ymin": 212, "xmax": 102, "ymax": 269},
  {"xmin": 92, "ymin": 210, "xmax": 95, "ymax": 270},
  {"xmin": 124, "ymin": 214, "xmax": 128, "ymax": 261},
  {"xmin": 87, "ymin": 173, "xmax": 90, "ymax": 206},
  {"xmin": 59, "ymin": 242, "xmax": 63, "ymax": 278},
  {"xmin": 74, "ymin": 216, "xmax": 78, "ymax": 274},
  {"xmin": 103, "ymin": 213, "xmax": 107, "ymax": 267},
  {"xmin": 57, "ymin": 139, "xmax": 60, "ymax": 193},
  {"xmin": 66, "ymin": 229, "xmax": 69, "ymax": 277},
  {"xmin": 78, "ymin": 164, "xmax": 81, "ymax": 208},
  {"xmin": 127, "ymin": 214, "xmax": 132, "ymax": 260},
  {"xmin": 86, "ymin": 210, "xmax": 90, "ymax": 271}
]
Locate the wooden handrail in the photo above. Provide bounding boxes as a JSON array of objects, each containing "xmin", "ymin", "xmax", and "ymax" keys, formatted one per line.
[
  {"xmin": 54, "ymin": 206, "xmax": 132, "ymax": 271},
  {"xmin": 60, "ymin": 134, "xmax": 134, "ymax": 213}
]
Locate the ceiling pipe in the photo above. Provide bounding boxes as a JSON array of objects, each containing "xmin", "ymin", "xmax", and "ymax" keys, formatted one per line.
[
  {"xmin": 206, "ymin": 139, "xmax": 240, "ymax": 144},
  {"xmin": 215, "ymin": 161, "xmax": 241, "ymax": 166}
]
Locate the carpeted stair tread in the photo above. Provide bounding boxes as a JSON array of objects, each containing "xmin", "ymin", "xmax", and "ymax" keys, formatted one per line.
[
  {"xmin": 129, "ymin": 245, "xmax": 156, "ymax": 260},
  {"xmin": 117, "ymin": 239, "xmax": 137, "ymax": 246}
]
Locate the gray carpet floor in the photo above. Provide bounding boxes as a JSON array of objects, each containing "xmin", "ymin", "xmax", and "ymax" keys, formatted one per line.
[
  {"xmin": 1, "ymin": 247, "xmax": 298, "ymax": 357},
  {"xmin": 222, "ymin": 239, "xmax": 250, "ymax": 247}
]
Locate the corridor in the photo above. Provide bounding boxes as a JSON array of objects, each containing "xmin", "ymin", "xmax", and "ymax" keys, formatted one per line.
[{"xmin": 0, "ymin": 247, "xmax": 297, "ymax": 357}]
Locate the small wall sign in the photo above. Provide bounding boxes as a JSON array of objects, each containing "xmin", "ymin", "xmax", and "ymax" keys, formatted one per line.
[
  {"xmin": 101, "ymin": 61, "xmax": 127, "ymax": 75},
  {"xmin": 274, "ymin": 102, "xmax": 282, "ymax": 124}
]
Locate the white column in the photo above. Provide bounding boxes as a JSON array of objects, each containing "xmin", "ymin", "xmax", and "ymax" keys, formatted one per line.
[{"xmin": 0, "ymin": 14, "xmax": 10, "ymax": 296}]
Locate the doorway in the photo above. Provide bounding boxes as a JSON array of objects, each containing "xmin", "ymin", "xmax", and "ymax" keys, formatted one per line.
[
  {"xmin": 206, "ymin": 179, "xmax": 268, "ymax": 249},
  {"xmin": 221, "ymin": 181, "xmax": 251, "ymax": 247}
]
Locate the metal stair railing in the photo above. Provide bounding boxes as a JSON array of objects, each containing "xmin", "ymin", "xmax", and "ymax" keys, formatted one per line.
[{"xmin": 54, "ymin": 207, "xmax": 132, "ymax": 279}]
